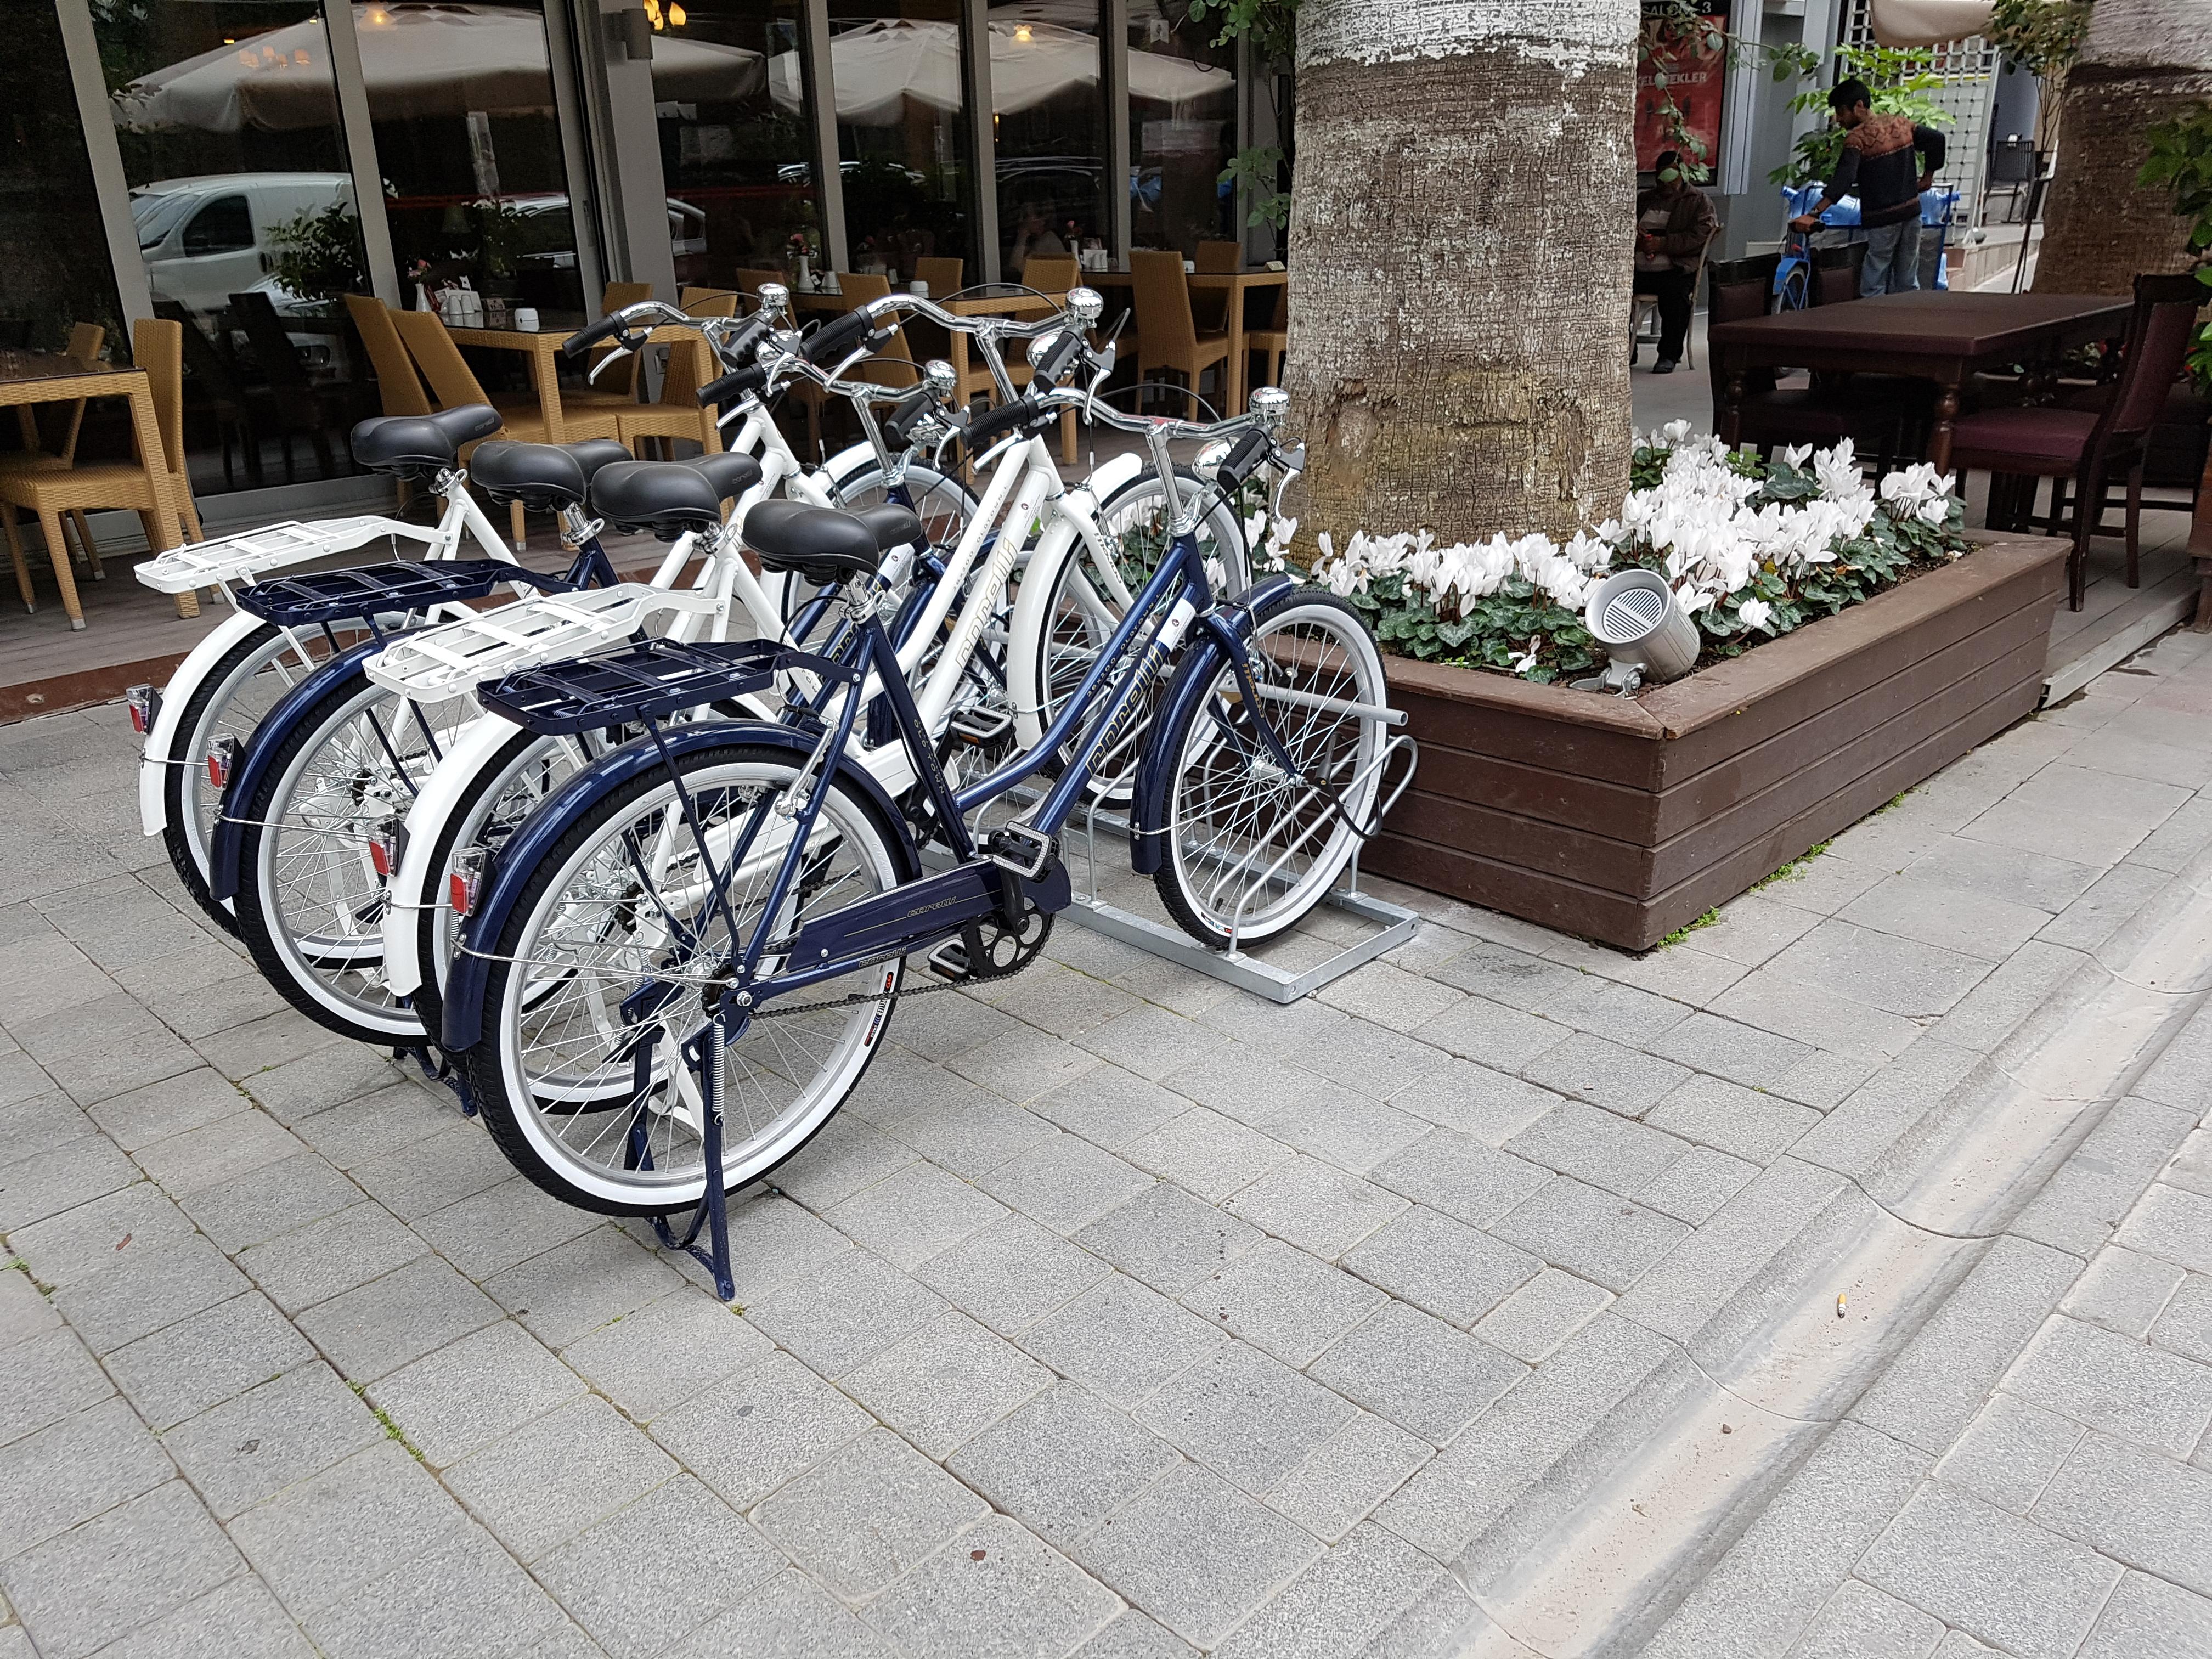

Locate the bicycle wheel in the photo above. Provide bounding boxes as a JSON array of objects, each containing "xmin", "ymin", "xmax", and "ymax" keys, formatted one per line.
[
  {"xmin": 232, "ymin": 670, "xmax": 478, "ymax": 1043},
  {"xmin": 459, "ymin": 742, "xmax": 906, "ymax": 1215},
  {"xmin": 160, "ymin": 623, "xmax": 342, "ymax": 933},
  {"xmin": 1153, "ymin": 589, "xmax": 1389, "ymax": 947},
  {"xmin": 1030, "ymin": 467, "xmax": 1248, "ymax": 803}
]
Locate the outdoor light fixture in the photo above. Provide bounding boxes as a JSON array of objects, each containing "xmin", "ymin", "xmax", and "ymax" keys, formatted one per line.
[{"xmin": 1574, "ymin": 568, "xmax": 1699, "ymax": 695}]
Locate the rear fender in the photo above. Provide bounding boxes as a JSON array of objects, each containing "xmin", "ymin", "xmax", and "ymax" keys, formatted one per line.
[
  {"xmin": 440, "ymin": 722, "xmax": 922, "ymax": 1052},
  {"xmin": 138, "ymin": 611, "xmax": 275, "ymax": 837},
  {"xmin": 1127, "ymin": 575, "xmax": 1298, "ymax": 876}
]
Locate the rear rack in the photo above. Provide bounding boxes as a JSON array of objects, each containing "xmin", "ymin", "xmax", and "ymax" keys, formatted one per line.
[
  {"xmin": 364, "ymin": 583, "xmax": 723, "ymax": 701},
  {"xmin": 237, "ymin": 560, "xmax": 572, "ymax": 629},
  {"xmin": 476, "ymin": 637, "xmax": 860, "ymax": 736},
  {"xmin": 134, "ymin": 517, "xmax": 446, "ymax": 595}
]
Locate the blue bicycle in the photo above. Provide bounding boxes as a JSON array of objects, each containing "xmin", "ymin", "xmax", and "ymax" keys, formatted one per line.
[{"xmin": 440, "ymin": 348, "xmax": 1407, "ymax": 1219}]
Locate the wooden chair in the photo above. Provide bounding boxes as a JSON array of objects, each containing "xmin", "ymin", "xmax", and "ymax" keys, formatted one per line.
[
  {"xmin": 1019, "ymin": 255, "xmax": 1080, "ymax": 298},
  {"xmin": 1950, "ymin": 272, "xmax": 2204, "ymax": 609},
  {"xmin": 588, "ymin": 281, "xmax": 655, "ymax": 400},
  {"xmin": 9, "ymin": 322, "xmax": 105, "ymax": 470},
  {"xmin": 344, "ymin": 294, "xmax": 435, "ymax": 418},
  {"xmin": 622, "ymin": 288, "xmax": 740, "ymax": 458},
  {"xmin": 389, "ymin": 307, "xmax": 626, "ymax": 548},
  {"xmin": 1131, "ymin": 249, "xmax": 1229, "ymax": 419},
  {"xmin": 913, "ymin": 256, "xmax": 964, "ymax": 298},
  {"xmin": 2, "ymin": 319, "xmax": 200, "ymax": 629},
  {"xmin": 1192, "ymin": 239, "xmax": 1240, "ymax": 332},
  {"xmin": 229, "ymin": 291, "xmax": 346, "ymax": 482},
  {"xmin": 1244, "ymin": 283, "xmax": 1286, "ymax": 400},
  {"xmin": 1811, "ymin": 243, "xmax": 1867, "ymax": 307}
]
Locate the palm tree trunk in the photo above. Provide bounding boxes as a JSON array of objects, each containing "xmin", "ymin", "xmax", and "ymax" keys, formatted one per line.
[
  {"xmin": 1282, "ymin": 0, "xmax": 1641, "ymax": 543},
  {"xmin": 2034, "ymin": 0, "xmax": 2212, "ymax": 295}
]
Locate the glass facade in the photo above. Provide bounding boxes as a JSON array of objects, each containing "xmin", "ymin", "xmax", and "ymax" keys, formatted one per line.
[
  {"xmin": 826, "ymin": 0, "xmax": 972, "ymax": 287},
  {"xmin": 2, "ymin": 0, "xmax": 126, "ymax": 352},
  {"xmin": 990, "ymin": 1, "xmax": 1108, "ymax": 283},
  {"xmin": 1126, "ymin": 0, "xmax": 1235, "ymax": 258}
]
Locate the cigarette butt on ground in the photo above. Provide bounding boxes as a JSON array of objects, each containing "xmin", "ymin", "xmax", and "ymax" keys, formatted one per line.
[{"xmin": 1836, "ymin": 1293, "xmax": 1848, "ymax": 1319}]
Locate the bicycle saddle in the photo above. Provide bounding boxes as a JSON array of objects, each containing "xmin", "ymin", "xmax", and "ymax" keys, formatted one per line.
[
  {"xmin": 588, "ymin": 460, "xmax": 727, "ymax": 540},
  {"xmin": 348, "ymin": 405, "xmax": 504, "ymax": 480},
  {"xmin": 743, "ymin": 501, "xmax": 924, "ymax": 588},
  {"xmin": 468, "ymin": 438, "xmax": 632, "ymax": 513},
  {"xmin": 688, "ymin": 450, "xmax": 764, "ymax": 505}
]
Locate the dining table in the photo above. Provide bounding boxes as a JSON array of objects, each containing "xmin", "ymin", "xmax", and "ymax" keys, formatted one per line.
[
  {"xmin": 1084, "ymin": 266, "xmax": 1289, "ymax": 416},
  {"xmin": 441, "ymin": 315, "xmax": 704, "ymax": 444},
  {"xmin": 0, "ymin": 348, "xmax": 194, "ymax": 626},
  {"xmin": 1706, "ymin": 291, "xmax": 2135, "ymax": 475}
]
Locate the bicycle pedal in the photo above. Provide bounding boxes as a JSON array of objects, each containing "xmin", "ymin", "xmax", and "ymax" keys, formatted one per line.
[
  {"xmin": 985, "ymin": 822, "xmax": 1054, "ymax": 881},
  {"xmin": 948, "ymin": 707, "xmax": 1013, "ymax": 746}
]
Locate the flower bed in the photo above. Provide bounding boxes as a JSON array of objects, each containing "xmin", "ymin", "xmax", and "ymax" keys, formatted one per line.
[{"xmin": 1308, "ymin": 426, "xmax": 1974, "ymax": 685}]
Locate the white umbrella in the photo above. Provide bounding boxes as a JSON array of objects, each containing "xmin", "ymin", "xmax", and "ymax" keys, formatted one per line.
[
  {"xmin": 1868, "ymin": 0, "xmax": 1995, "ymax": 46},
  {"xmin": 114, "ymin": 3, "xmax": 763, "ymax": 133},
  {"xmin": 767, "ymin": 16, "xmax": 1230, "ymax": 126}
]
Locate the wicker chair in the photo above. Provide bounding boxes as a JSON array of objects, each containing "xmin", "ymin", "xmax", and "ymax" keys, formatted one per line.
[
  {"xmin": 1131, "ymin": 250, "xmax": 1229, "ymax": 419},
  {"xmin": 622, "ymin": 287, "xmax": 740, "ymax": 458},
  {"xmin": 913, "ymin": 256, "xmax": 964, "ymax": 298}
]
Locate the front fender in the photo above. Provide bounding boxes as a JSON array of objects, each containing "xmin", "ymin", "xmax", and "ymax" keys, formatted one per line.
[
  {"xmin": 441, "ymin": 721, "xmax": 923, "ymax": 1053},
  {"xmin": 139, "ymin": 611, "xmax": 275, "ymax": 837},
  {"xmin": 206, "ymin": 636, "xmax": 387, "ymax": 902},
  {"xmin": 1128, "ymin": 575, "xmax": 1299, "ymax": 876}
]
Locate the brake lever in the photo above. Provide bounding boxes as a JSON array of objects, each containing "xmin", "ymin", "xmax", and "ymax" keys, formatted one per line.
[{"xmin": 586, "ymin": 341, "xmax": 635, "ymax": 384}]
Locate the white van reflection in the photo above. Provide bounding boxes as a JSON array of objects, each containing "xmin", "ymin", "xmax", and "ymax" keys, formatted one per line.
[{"xmin": 131, "ymin": 173, "xmax": 354, "ymax": 318}]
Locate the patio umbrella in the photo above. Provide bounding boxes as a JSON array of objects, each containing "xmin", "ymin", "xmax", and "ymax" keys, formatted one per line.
[
  {"xmin": 766, "ymin": 16, "xmax": 1231, "ymax": 126},
  {"xmin": 113, "ymin": 3, "xmax": 763, "ymax": 133},
  {"xmin": 1867, "ymin": 0, "xmax": 1996, "ymax": 46}
]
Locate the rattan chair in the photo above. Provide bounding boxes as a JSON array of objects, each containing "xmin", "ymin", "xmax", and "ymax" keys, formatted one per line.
[
  {"xmin": 344, "ymin": 294, "xmax": 435, "ymax": 419},
  {"xmin": 623, "ymin": 288, "xmax": 740, "ymax": 458},
  {"xmin": 913, "ymin": 256, "xmax": 964, "ymax": 298},
  {"xmin": 1131, "ymin": 250, "xmax": 1229, "ymax": 418}
]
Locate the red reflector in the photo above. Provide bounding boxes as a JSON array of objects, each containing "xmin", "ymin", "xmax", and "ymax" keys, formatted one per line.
[
  {"xmin": 207, "ymin": 753, "xmax": 227, "ymax": 789},
  {"xmin": 370, "ymin": 840, "xmax": 394, "ymax": 878},
  {"xmin": 449, "ymin": 871, "xmax": 472, "ymax": 916},
  {"xmin": 129, "ymin": 706, "xmax": 151, "ymax": 735}
]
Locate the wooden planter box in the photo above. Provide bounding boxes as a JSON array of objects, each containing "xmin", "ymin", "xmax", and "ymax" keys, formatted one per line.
[{"xmin": 1365, "ymin": 537, "xmax": 2071, "ymax": 951}]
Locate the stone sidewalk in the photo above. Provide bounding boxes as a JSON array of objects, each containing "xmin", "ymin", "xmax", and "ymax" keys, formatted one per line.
[{"xmin": 3, "ymin": 630, "xmax": 2212, "ymax": 1658}]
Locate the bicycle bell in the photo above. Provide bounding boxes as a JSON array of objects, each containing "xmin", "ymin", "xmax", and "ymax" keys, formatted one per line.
[
  {"xmin": 921, "ymin": 359, "xmax": 958, "ymax": 402},
  {"xmin": 1065, "ymin": 286, "xmax": 1103, "ymax": 326}
]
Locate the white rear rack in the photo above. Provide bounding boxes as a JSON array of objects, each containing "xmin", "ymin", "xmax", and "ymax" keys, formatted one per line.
[
  {"xmin": 134, "ymin": 517, "xmax": 446, "ymax": 595},
  {"xmin": 363, "ymin": 583, "xmax": 721, "ymax": 700}
]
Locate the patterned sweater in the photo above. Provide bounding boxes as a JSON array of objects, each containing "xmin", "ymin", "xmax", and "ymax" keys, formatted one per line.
[{"xmin": 1824, "ymin": 114, "xmax": 1946, "ymax": 228}]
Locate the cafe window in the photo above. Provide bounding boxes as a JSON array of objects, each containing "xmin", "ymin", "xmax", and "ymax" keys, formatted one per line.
[
  {"xmin": 0, "ymin": 0, "xmax": 126, "ymax": 357},
  {"xmin": 991, "ymin": 2, "xmax": 1108, "ymax": 284},
  {"xmin": 1126, "ymin": 0, "xmax": 1235, "ymax": 259},
  {"xmin": 827, "ymin": 0, "xmax": 974, "ymax": 288},
  {"xmin": 651, "ymin": 0, "xmax": 820, "ymax": 289}
]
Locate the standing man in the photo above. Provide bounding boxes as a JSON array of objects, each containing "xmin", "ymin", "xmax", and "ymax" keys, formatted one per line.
[
  {"xmin": 1790, "ymin": 78, "xmax": 1947, "ymax": 297},
  {"xmin": 1633, "ymin": 151, "xmax": 1719, "ymax": 374}
]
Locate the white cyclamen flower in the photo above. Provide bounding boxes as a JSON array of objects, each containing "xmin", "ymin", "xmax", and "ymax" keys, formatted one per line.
[
  {"xmin": 1508, "ymin": 636, "xmax": 1542, "ymax": 675},
  {"xmin": 1737, "ymin": 597, "xmax": 1774, "ymax": 632}
]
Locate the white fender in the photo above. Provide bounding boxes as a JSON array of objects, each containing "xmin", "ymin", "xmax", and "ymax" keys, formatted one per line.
[
  {"xmin": 819, "ymin": 441, "xmax": 877, "ymax": 492},
  {"xmin": 381, "ymin": 710, "xmax": 515, "ymax": 996},
  {"xmin": 1082, "ymin": 450, "xmax": 1145, "ymax": 505},
  {"xmin": 1005, "ymin": 515, "xmax": 1089, "ymax": 750},
  {"xmin": 138, "ymin": 610, "xmax": 276, "ymax": 837}
]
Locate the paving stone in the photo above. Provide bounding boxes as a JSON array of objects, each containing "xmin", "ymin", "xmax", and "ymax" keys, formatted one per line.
[
  {"xmin": 2061, "ymin": 1245, "xmax": 2189, "ymax": 1340},
  {"xmin": 1072, "ymin": 1005, "xmax": 1222, "ymax": 1084},
  {"xmin": 1307, "ymin": 1299, "xmax": 1523, "ymax": 1444},
  {"xmin": 83, "ymin": 1574, "xmax": 314, "ymax": 1659},
  {"xmin": 0, "ymin": 1481, "xmax": 242, "ymax": 1659},
  {"xmin": 230, "ymin": 1439, "xmax": 471, "ymax": 1611},
  {"xmin": 1853, "ymin": 1235, "xmax": 2084, "ymax": 1457},
  {"xmin": 2006, "ymin": 1313, "xmax": 2212, "ymax": 1460},
  {"xmin": 1411, "ymin": 996, "xmax": 1573, "ymax": 1073},
  {"xmin": 1506, "ymin": 1099, "xmax": 1694, "ymax": 1199},
  {"xmin": 949, "ymin": 1382, "xmax": 1180, "ymax": 1547},
  {"xmin": 1076, "ymin": 1180, "xmax": 1263, "ymax": 1295},
  {"xmin": 862, "ymin": 1510, "xmax": 1121, "ymax": 1659},
  {"xmin": 240, "ymin": 1041, "xmax": 410, "ymax": 1126},
  {"xmin": 650, "ymin": 1347, "xmax": 873, "ymax": 1510},
  {"xmin": 1675, "ymin": 894, "xmax": 1825, "ymax": 968},
  {"xmin": 1250, "ymin": 1086, "xmax": 1431, "ymax": 1175},
  {"xmin": 486, "ymin": 1226, "xmax": 689, "ymax": 1350},
  {"xmin": 2076, "ymin": 1570, "xmax": 2212, "ymax": 1659},
  {"xmin": 307, "ymin": 1521, "xmax": 569, "ymax": 1659},
  {"xmin": 0, "ymin": 1327, "xmax": 112, "ymax": 1448},
  {"xmin": 1649, "ymin": 1011, "xmax": 1817, "ymax": 1093},
  {"xmin": 1963, "ymin": 794, "xmax": 2164, "ymax": 868},
  {"xmin": 1858, "ymin": 1481, "xmax": 2121, "ymax": 1659},
  {"xmin": 133, "ymin": 1108, "xmax": 304, "ymax": 1198},
  {"xmin": 1642, "ymin": 1073, "xmax": 1820, "ymax": 1166},
  {"xmin": 2014, "ymin": 1100, "xmax": 2199, "ymax": 1261},
  {"xmin": 7, "ymin": 1177, "xmax": 195, "ymax": 1287},
  {"xmin": 365, "ymin": 1319, "xmax": 583, "ymax": 1468},
  {"xmin": 1771, "ymin": 1047, "xmax": 1882, "ymax": 1113},
  {"xmin": 1389, "ymin": 1058, "xmax": 1563, "ymax": 1145},
  {"xmin": 2153, "ymin": 1275, "xmax": 2212, "ymax": 1367},
  {"xmin": 843, "ymin": 1308, "xmax": 1054, "ymax": 1458},
  {"xmin": 824, "ymin": 1157, "xmax": 1012, "ymax": 1269},
  {"xmin": 85, "ymin": 1066, "xmax": 246, "ymax": 1153},
  {"xmin": 979, "ymin": 1132, "xmax": 1156, "ymax": 1237},
  {"xmin": 1124, "ymin": 1106, "xmax": 1292, "ymax": 1203},
  {"xmin": 1711, "ymin": 969, "xmax": 1925, "ymax": 1064},
  {"xmin": 295, "ymin": 1254, "xmax": 503, "ymax": 1383},
  {"xmin": 1638, "ymin": 1422, "xmax": 1934, "ymax": 1659},
  {"xmin": 746, "ymin": 1245, "xmax": 946, "ymax": 1377},
  {"xmin": 237, "ymin": 1201, "xmax": 426, "ymax": 1316},
  {"xmin": 1178, "ymin": 1238, "xmax": 1386, "ymax": 1368},
  {"xmin": 19, "ymin": 992, "xmax": 201, "ymax": 1108},
  {"xmin": 883, "ymin": 1093, "xmax": 1059, "ymax": 1181},
  {"xmin": 1261, "ymin": 1408, "xmax": 1431, "ymax": 1544},
  {"xmin": 1472, "ymin": 1267, "xmax": 1616, "ymax": 1365},
  {"xmin": 0, "ymin": 1090, "xmax": 91, "ymax": 1165},
  {"xmin": 1364, "ymin": 1127, "xmax": 1550, "ymax": 1231},
  {"xmin": 2118, "ymin": 1182, "xmax": 2212, "ymax": 1277},
  {"xmin": 1344, "ymin": 1206, "xmax": 1540, "ymax": 1329},
  {"xmin": 1488, "ymin": 1176, "xmax": 1689, "ymax": 1294},
  {"xmin": 1934, "ymin": 1390, "xmax": 2088, "ymax": 1517},
  {"xmin": 535, "ymin": 1475, "xmax": 783, "ymax": 1659},
  {"xmin": 754, "ymin": 1427, "xmax": 989, "ymax": 1600},
  {"xmin": 1838, "ymin": 872, "xmax": 2055, "ymax": 964},
  {"xmin": 1069, "ymin": 1611, "xmax": 1200, "ymax": 1659},
  {"xmin": 1520, "ymin": 1030, "xmax": 1692, "ymax": 1118},
  {"xmin": 0, "ymin": 1133, "xmax": 138, "ymax": 1232},
  {"xmin": 0, "ymin": 1262, "xmax": 59, "ymax": 1348},
  {"xmin": 1220, "ymin": 1156, "xmax": 1408, "ymax": 1262},
  {"xmin": 1210, "ymin": 1523, "xmax": 1446, "ymax": 1659},
  {"xmin": 1071, "ymin": 1462, "xmax": 1323, "ymax": 1648},
  {"xmin": 106, "ymin": 1288, "xmax": 314, "ymax": 1430},
  {"xmin": 0, "ymin": 1395, "xmax": 172, "ymax": 1560},
  {"xmin": 1285, "ymin": 1019, "xmax": 1452, "ymax": 1104},
  {"xmin": 2035, "ymin": 1430, "xmax": 2212, "ymax": 1596},
  {"xmin": 1788, "ymin": 1578, "xmax": 1946, "ymax": 1659},
  {"xmin": 994, "ymin": 962, "xmax": 1146, "ymax": 1041},
  {"xmin": 560, "ymin": 1290, "xmax": 775, "ymax": 1422},
  {"xmin": 1020, "ymin": 1272, "xmax": 1229, "ymax": 1408},
  {"xmin": 1425, "ymin": 941, "xmax": 1584, "ymax": 1007},
  {"xmin": 2040, "ymin": 862, "xmax": 2175, "ymax": 951},
  {"xmin": 701, "ymin": 1192, "xmax": 856, "ymax": 1307},
  {"xmin": 180, "ymin": 1153, "xmax": 360, "ymax": 1254},
  {"xmin": 53, "ymin": 1231, "xmax": 249, "ymax": 1355},
  {"xmin": 444, "ymin": 1395, "xmax": 677, "ymax": 1562},
  {"xmin": 949, "ymin": 1029, "xmax": 1104, "ymax": 1105},
  {"xmin": 335, "ymin": 1110, "xmax": 507, "ymax": 1206},
  {"xmin": 162, "ymin": 1361, "xmax": 382, "ymax": 1521},
  {"xmin": 411, "ymin": 1175, "xmax": 606, "ymax": 1281},
  {"xmin": 1788, "ymin": 1041, "xmax": 1988, "ymax": 1183},
  {"xmin": 1135, "ymin": 1339, "xmax": 1357, "ymax": 1494},
  {"xmin": 664, "ymin": 1567, "xmax": 901, "ymax": 1658},
  {"xmin": 1631, "ymin": 1143, "xmax": 1763, "ymax": 1227},
  {"xmin": 912, "ymin": 1212, "xmax": 1109, "ymax": 1336},
  {"xmin": 1317, "ymin": 961, "xmax": 1466, "ymax": 1035}
]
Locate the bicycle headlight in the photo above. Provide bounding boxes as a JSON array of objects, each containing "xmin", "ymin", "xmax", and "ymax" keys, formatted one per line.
[{"xmin": 1195, "ymin": 439, "xmax": 1234, "ymax": 473}]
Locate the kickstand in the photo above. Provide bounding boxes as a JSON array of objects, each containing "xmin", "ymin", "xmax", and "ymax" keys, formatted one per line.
[
  {"xmin": 394, "ymin": 1043, "xmax": 477, "ymax": 1118},
  {"xmin": 646, "ymin": 1013, "xmax": 736, "ymax": 1302}
]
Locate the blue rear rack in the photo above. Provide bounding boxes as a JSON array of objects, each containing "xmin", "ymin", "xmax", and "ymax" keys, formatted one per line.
[
  {"xmin": 238, "ymin": 560, "xmax": 578, "ymax": 629},
  {"xmin": 475, "ymin": 637, "xmax": 858, "ymax": 737}
]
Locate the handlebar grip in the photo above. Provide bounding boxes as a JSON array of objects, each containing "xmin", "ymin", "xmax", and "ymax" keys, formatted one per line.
[
  {"xmin": 800, "ymin": 307, "xmax": 876, "ymax": 365},
  {"xmin": 882, "ymin": 384, "xmax": 940, "ymax": 448},
  {"xmin": 697, "ymin": 364, "xmax": 768, "ymax": 407},
  {"xmin": 1215, "ymin": 428, "xmax": 1272, "ymax": 494},
  {"xmin": 959, "ymin": 396, "xmax": 1043, "ymax": 455},
  {"xmin": 558, "ymin": 311, "xmax": 633, "ymax": 363},
  {"xmin": 1029, "ymin": 331, "xmax": 1084, "ymax": 388}
]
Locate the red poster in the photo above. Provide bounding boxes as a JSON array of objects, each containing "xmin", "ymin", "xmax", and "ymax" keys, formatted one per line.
[{"xmin": 1637, "ymin": 14, "xmax": 1727, "ymax": 175}]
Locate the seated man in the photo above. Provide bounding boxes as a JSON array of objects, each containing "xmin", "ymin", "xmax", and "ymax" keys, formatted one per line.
[
  {"xmin": 1789, "ymin": 77, "xmax": 1946, "ymax": 296},
  {"xmin": 1633, "ymin": 153, "xmax": 1718, "ymax": 374}
]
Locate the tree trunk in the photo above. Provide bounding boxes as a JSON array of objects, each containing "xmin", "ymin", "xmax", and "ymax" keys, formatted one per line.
[
  {"xmin": 2034, "ymin": 0, "xmax": 2212, "ymax": 296},
  {"xmin": 1282, "ymin": 0, "xmax": 1641, "ymax": 544}
]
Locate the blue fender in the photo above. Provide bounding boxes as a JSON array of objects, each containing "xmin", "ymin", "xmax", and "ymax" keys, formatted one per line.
[
  {"xmin": 441, "ymin": 721, "xmax": 923, "ymax": 1053},
  {"xmin": 207, "ymin": 637, "xmax": 390, "ymax": 902},
  {"xmin": 1128, "ymin": 575, "xmax": 1299, "ymax": 876}
]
